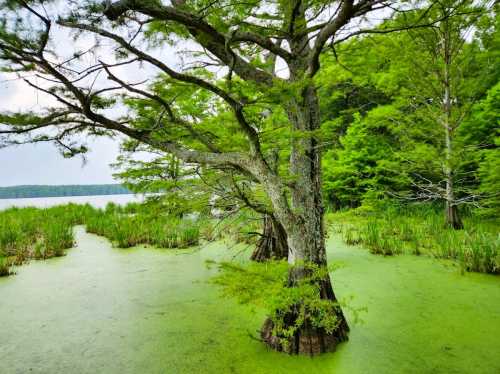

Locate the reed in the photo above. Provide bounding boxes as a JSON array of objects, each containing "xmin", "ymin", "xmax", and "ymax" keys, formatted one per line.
[
  {"xmin": 0, "ymin": 256, "xmax": 11, "ymax": 277},
  {"xmin": 330, "ymin": 203, "xmax": 499, "ymax": 274},
  {"xmin": 0, "ymin": 203, "xmax": 208, "ymax": 276}
]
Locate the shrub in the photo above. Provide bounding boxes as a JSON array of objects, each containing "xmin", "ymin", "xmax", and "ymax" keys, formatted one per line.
[{"xmin": 460, "ymin": 232, "xmax": 500, "ymax": 274}]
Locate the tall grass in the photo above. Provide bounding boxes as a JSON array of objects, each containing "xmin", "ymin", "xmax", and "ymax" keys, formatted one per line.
[
  {"xmin": 359, "ymin": 221, "xmax": 401, "ymax": 256},
  {"xmin": 0, "ymin": 202, "xmax": 210, "ymax": 276},
  {"xmin": 85, "ymin": 209, "xmax": 203, "ymax": 249},
  {"xmin": 460, "ymin": 232, "xmax": 500, "ymax": 274},
  {"xmin": 328, "ymin": 203, "xmax": 500, "ymax": 274},
  {"xmin": 0, "ymin": 205, "xmax": 88, "ymax": 275}
]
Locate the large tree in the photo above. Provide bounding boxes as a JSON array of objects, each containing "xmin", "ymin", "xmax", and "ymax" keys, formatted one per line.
[{"xmin": 0, "ymin": 0, "xmax": 434, "ymax": 354}]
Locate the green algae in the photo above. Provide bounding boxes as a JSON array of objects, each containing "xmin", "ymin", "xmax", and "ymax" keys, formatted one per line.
[{"xmin": 0, "ymin": 227, "xmax": 499, "ymax": 374}]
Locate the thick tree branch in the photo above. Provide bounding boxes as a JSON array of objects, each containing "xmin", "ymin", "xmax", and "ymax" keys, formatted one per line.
[{"xmin": 58, "ymin": 21, "xmax": 265, "ymax": 161}]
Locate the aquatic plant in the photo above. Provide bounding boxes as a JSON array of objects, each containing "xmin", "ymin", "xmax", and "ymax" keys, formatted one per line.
[
  {"xmin": 0, "ymin": 256, "xmax": 11, "ymax": 276},
  {"xmin": 399, "ymin": 221, "xmax": 415, "ymax": 242},
  {"xmin": 362, "ymin": 221, "xmax": 386, "ymax": 255},
  {"xmin": 82, "ymin": 206, "xmax": 205, "ymax": 249},
  {"xmin": 460, "ymin": 232, "xmax": 500, "ymax": 274},
  {"xmin": 330, "ymin": 203, "xmax": 500, "ymax": 274},
  {"xmin": 210, "ymin": 260, "xmax": 353, "ymax": 352},
  {"xmin": 342, "ymin": 226, "xmax": 361, "ymax": 246}
]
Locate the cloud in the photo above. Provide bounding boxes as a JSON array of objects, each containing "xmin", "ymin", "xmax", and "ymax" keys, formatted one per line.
[
  {"xmin": 0, "ymin": 77, "xmax": 121, "ymax": 186},
  {"xmin": 0, "ymin": 16, "xmax": 181, "ymax": 187},
  {"xmin": 0, "ymin": 138, "xmax": 121, "ymax": 187}
]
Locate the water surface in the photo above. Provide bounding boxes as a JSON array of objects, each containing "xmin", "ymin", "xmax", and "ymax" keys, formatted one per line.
[
  {"xmin": 0, "ymin": 194, "xmax": 143, "ymax": 210},
  {"xmin": 0, "ymin": 228, "xmax": 498, "ymax": 373}
]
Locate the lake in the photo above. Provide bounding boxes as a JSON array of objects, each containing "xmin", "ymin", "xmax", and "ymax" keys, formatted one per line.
[{"xmin": 0, "ymin": 194, "xmax": 144, "ymax": 210}]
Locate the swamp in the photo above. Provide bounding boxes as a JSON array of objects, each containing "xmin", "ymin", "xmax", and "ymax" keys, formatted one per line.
[{"xmin": 0, "ymin": 0, "xmax": 499, "ymax": 373}]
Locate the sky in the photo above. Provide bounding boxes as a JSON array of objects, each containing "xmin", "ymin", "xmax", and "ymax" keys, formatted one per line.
[
  {"xmin": 0, "ymin": 5, "xmax": 189, "ymax": 188},
  {"xmin": 0, "ymin": 77, "xmax": 122, "ymax": 187}
]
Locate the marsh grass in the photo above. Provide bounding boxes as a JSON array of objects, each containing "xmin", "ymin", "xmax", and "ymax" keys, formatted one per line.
[
  {"xmin": 460, "ymin": 232, "xmax": 500, "ymax": 274},
  {"xmin": 0, "ymin": 202, "xmax": 209, "ymax": 275},
  {"xmin": 0, "ymin": 256, "xmax": 11, "ymax": 276},
  {"xmin": 85, "ymin": 210, "xmax": 204, "ymax": 249},
  {"xmin": 328, "ymin": 203, "xmax": 499, "ymax": 274},
  {"xmin": 342, "ymin": 226, "xmax": 362, "ymax": 246},
  {"xmin": 0, "ymin": 205, "xmax": 86, "ymax": 266}
]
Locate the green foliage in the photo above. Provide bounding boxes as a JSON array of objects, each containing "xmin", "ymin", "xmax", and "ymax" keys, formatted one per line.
[
  {"xmin": 210, "ymin": 260, "xmax": 344, "ymax": 344},
  {"xmin": 460, "ymin": 82, "xmax": 500, "ymax": 216},
  {"xmin": 319, "ymin": 4, "xmax": 500, "ymax": 211},
  {"xmin": 322, "ymin": 107, "xmax": 411, "ymax": 208}
]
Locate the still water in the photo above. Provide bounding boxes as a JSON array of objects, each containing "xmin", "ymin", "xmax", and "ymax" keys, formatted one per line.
[
  {"xmin": 0, "ymin": 194, "xmax": 144, "ymax": 210},
  {"xmin": 0, "ymin": 228, "xmax": 498, "ymax": 373}
]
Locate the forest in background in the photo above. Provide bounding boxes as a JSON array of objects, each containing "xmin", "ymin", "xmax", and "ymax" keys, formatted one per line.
[{"xmin": 317, "ymin": 6, "xmax": 499, "ymax": 219}]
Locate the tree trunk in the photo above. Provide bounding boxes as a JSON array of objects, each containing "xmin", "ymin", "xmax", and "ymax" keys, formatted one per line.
[
  {"xmin": 442, "ymin": 28, "xmax": 463, "ymax": 230},
  {"xmin": 258, "ymin": 82, "xmax": 349, "ymax": 355},
  {"xmin": 260, "ymin": 273, "xmax": 349, "ymax": 355},
  {"xmin": 252, "ymin": 6, "xmax": 349, "ymax": 354},
  {"xmin": 444, "ymin": 127, "xmax": 463, "ymax": 229},
  {"xmin": 445, "ymin": 200, "xmax": 463, "ymax": 229},
  {"xmin": 251, "ymin": 214, "xmax": 288, "ymax": 261},
  {"xmin": 444, "ymin": 116, "xmax": 463, "ymax": 230}
]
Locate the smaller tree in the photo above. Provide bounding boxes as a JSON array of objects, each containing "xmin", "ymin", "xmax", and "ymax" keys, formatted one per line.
[
  {"xmin": 396, "ymin": 0, "xmax": 497, "ymax": 228},
  {"xmin": 114, "ymin": 142, "xmax": 289, "ymax": 260},
  {"xmin": 322, "ymin": 1, "xmax": 498, "ymax": 224}
]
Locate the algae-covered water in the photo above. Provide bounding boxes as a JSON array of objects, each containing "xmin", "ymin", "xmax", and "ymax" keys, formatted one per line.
[{"xmin": 0, "ymin": 227, "xmax": 499, "ymax": 374}]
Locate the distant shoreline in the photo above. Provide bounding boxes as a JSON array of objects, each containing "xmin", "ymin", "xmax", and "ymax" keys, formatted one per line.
[{"xmin": 0, "ymin": 184, "xmax": 132, "ymax": 200}]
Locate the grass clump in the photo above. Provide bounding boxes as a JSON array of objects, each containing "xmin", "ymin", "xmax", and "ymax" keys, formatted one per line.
[
  {"xmin": 0, "ymin": 205, "xmax": 86, "ymax": 267},
  {"xmin": 85, "ymin": 208, "xmax": 203, "ymax": 249},
  {"xmin": 328, "ymin": 203, "xmax": 499, "ymax": 274},
  {"xmin": 0, "ymin": 202, "xmax": 209, "ymax": 276},
  {"xmin": 460, "ymin": 232, "xmax": 500, "ymax": 274}
]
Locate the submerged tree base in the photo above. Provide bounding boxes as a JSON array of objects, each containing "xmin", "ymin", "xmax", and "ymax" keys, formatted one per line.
[
  {"xmin": 260, "ymin": 275, "xmax": 350, "ymax": 356},
  {"xmin": 260, "ymin": 315, "xmax": 349, "ymax": 355}
]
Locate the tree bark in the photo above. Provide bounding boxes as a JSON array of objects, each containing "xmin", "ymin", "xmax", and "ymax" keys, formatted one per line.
[
  {"xmin": 260, "ymin": 275, "xmax": 349, "ymax": 355},
  {"xmin": 444, "ymin": 126, "xmax": 463, "ymax": 229},
  {"xmin": 251, "ymin": 214, "xmax": 288, "ymax": 261},
  {"xmin": 445, "ymin": 201, "xmax": 463, "ymax": 229}
]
